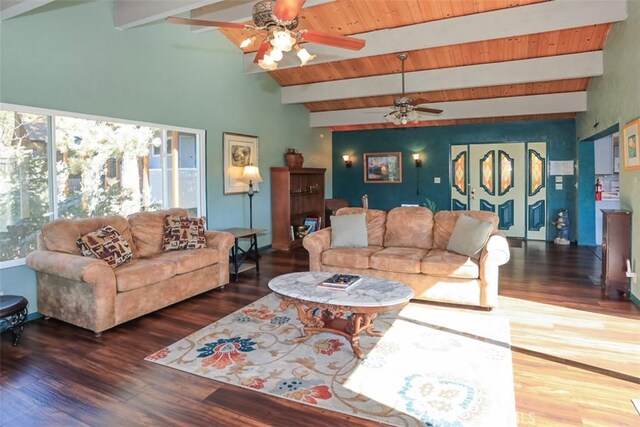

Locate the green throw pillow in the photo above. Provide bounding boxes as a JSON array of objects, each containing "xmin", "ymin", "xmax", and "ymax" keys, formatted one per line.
[
  {"xmin": 447, "ymin": 215, "xmax": 494, "ymax": 258},
  {"xmin": 330, "ymin": 213, "xmax": 368, "ymax": 248}
]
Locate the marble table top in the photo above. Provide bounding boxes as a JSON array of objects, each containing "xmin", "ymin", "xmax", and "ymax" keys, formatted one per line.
[{"xmin": 268, "ymin": 272, "xmax": 414, "ymax": 307}]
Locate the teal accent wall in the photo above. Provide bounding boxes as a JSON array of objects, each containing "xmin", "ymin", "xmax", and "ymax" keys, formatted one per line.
[
  {"xmin": 333, "ymin": 119, "xmax": 577, "ymax": 241},
  {"xmin": 577, "ymin": 141, "xmax": 596, "ymax": 245},
  {"xmin": 0, "ymin": 0, "xmax": 332, "ymax": 314},
  {"xmin": 576, "ymin": 1, "xmax": 640, "ymax": 303}
]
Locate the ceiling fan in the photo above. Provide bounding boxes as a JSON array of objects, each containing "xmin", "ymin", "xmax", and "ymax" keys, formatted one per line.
[
  {"xmin": 385, "ymin": 53, "xmax": 443, "ymax": 125},
  {"xmin": 167, "ymin": 0, "xmax": 365, "ymax": 71}
]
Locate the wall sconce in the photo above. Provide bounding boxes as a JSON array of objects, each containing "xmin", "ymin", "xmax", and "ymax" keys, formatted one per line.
[
  {"xmin": 413, "ymin": 153, "xmax": 422, "ymax": 167},
  {"xmin": 343, "ymin": 154, "xmax": 352, "ymax": 168}
]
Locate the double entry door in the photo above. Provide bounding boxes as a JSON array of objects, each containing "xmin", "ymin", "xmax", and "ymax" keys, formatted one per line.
[{"xmin": 451, "ymin": 142, "xmax": 547, "ymax": 240}]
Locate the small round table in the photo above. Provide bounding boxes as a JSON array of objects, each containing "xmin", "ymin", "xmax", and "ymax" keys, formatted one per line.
[
  {"xmin": 268, "ymin": 272, "xmax": 414, "ymax": 359},
  {"xmin": 0, "ymin": 295, "xmax": 28, "ymax": 346}
]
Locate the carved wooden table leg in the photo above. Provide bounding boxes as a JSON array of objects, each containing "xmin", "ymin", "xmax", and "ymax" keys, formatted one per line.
[{"xmin": 275, "ymin": 293, "xmax": 406, "ymax": 359}]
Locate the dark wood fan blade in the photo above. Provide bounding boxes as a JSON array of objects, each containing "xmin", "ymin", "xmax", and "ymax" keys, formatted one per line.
[
  {"xmin": 415, "ymin": 107, "xmax": 443, "ymax": 115},
  {"xmin": 273, "ymin": 0, "xmax": 307, "ymax": 21},
  {"xmin": 301, "ymin": 30, "xmax": 365, "ymax": 51},
  {"xmin": 254, "ymin": 40, "xmax": 270, "ymax": 63},
  {"xmin": 166, "ymin": 16, "xmax": 247, "ymax": 29}
]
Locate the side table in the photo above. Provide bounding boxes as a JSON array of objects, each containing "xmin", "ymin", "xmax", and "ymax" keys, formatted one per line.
[
  {"xmin": 220, "ymin": 228, "xmax": 265, "ymax": 281},
  {"xmin": 0, "ymin": 295, "xmax": 28, "ymax": 346}
]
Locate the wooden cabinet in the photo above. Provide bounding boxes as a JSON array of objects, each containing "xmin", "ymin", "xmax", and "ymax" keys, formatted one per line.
[
  {"xmin": 271, "ymin": 167, "xmax": 326, "ymax": 251},
  {"xmin": 601, "ymin": 209, "xmax": 631, "ymax": 297}
]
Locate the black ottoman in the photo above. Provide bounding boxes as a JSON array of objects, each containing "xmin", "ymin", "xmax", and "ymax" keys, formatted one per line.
[{"xmin": 0, "ymin": 295, "xmax": 28, "ymax": 346}]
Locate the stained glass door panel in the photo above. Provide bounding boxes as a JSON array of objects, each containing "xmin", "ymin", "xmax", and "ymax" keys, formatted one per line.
[
  {"xmin": 470, "ymin": 143, "xmax": 526, "ymax": 238},
  {"xmin": 450, "ymin": 145, "xmax": 468, "ymax": 211},
  {"xmin": 527, "ymin": 142, "xmax": 547, "ymax": 240}
]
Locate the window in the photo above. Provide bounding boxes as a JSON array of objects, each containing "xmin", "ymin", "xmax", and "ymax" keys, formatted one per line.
[
  {"xmin": 0, "ymin": 111, "xmax": 51, "ymax": 262},
  {"xmin": 0, "ymin": 105, "xmax": 206, "ymax": 265}
]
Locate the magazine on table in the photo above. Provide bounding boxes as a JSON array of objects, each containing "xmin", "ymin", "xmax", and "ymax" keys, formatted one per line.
[{"xmin": 316, "ymin": 274, "xmax": 362, "ymax": 290}]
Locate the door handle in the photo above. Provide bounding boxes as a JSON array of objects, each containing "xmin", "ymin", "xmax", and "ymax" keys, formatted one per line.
[{"xmin": 471, "ymin": 187, "xmax": 476, "ymax": 199}]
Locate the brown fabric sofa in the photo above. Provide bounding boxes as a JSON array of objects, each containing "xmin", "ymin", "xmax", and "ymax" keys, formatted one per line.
[
  {"xmin": 303, "ymin": 207, "xmax": 510, "ymax": 308},
  {"xmin": 26, "ymin": 208, "xmax": 234, "ymax": 334}
]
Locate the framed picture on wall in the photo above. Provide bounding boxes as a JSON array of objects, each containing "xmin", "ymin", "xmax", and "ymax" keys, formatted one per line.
[
  {"xmin": 223, "ymin": 132, "xmax": 259, "ymax": 194},
  {"xmin": 622, "ymin": 118, "xmax": 640, "ymax": 171},
  {"xmin": 363, "ymin": 152, "xmax": 402, "ymax": 183}
]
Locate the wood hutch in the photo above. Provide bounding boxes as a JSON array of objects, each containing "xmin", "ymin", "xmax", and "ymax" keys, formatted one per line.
[
  {"xmin": 271, "ymin": 167, "xmax": 326, "ymax": 251},
  {"xmin": 601, "ymin": 209, "xmax": 631, "ymax": 298}
]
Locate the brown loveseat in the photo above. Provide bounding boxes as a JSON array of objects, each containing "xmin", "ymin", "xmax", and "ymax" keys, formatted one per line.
[
  {"xmin": 26, "ymin": 208, "xmax": 234, "ymax": 335},
  {"xmin": 303, "ymin": 207, "xmax": 510, "ymax": 308}
]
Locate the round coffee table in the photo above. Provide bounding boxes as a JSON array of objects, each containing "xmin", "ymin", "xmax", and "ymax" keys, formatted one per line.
[{"xmin": 268, "ymin": 272, "xmax": 414, "ymax": 359}]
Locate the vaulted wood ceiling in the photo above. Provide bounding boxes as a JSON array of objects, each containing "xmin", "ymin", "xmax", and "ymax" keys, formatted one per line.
[
  {"xmin": 33, "ymin": 0, "xmax": 627, "ymax": 130},
  {"xmin": 191, "ymin": 0, "xmax": 626, "ymax": 130}
]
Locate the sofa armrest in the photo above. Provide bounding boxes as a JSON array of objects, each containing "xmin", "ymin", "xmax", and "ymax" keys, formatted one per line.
[
  {"xmin": 26, "ymin": 250, "xmax": 115, "ymax": 286},
  {"xmin": 477, "ymin": 233, "xmax": 509, "ymax": 308},
  {"xmin": 302, "ymin": 228, "xmax": 332, "ymax": 271},
  {"xmin": 205, "ymin": 230, "xmax": 235, "ymax": 253},
  {"xmin": 204, "ymin": 231, "xmax": 235, "ymax": 286},
  {"xmin": 480, "ymin": 233, "xmax": 510, "ymax": 267}
]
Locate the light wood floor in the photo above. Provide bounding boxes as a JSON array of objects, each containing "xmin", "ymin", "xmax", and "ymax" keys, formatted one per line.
[{"xmin": 1, "ymin": 242, "xmax": 639, "ymax": 426}]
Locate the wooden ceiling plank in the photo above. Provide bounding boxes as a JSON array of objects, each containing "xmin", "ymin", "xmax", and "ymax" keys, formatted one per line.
[
  {"xmin": 309, "ymin": 92, "xmax": 587, "ymax": 127},
  {"xmin": 114, "ymin": 0, "xmax": 225, "ymax": 29},
  {"xmin": 281, "ymin": 51, "xmax": 602, "ymax": 104},
  {"xmin": 273, "ymin": 23, "xmax": 609, "ymax": 86},
  {"xmin": 0, "ymin": 0, "xmax": 55, "ymax": 21},
  {"xmin": 305, "ymin": 78, "xmax": 591, "ymax": 112},
  {"xmin": 242, "ymin": 0, "xmax": 626, "ymax": 73}
]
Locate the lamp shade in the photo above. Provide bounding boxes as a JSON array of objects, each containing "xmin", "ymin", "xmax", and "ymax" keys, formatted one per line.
[{"xmin": 239, "ymin": 164, "xmax": 263, "ymax": 184}]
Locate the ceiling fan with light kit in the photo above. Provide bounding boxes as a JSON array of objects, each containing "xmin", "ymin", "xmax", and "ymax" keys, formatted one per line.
[
  {"xmin": 385, "ymin": 53, "xmax": 443, "ymax": 125},
  {"xmin": 167, "ymin": 0, "xmax": 365, "ymax": 70}
]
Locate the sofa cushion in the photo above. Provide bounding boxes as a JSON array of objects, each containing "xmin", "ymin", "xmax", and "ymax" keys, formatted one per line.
[
  {"xmin": 330, "ymin": 213, "xmax": 368, "ymax": 248},
  {"xmin": 151, "ymin": 248, "xmax": 220, "ymax": 275},
  {"xmin": 161, "ymin": 215, "xmax": 207, "ymax": 251},
  {"xmin": 370, "ymin": 247, "xmax": 428, "ymax": 274},
  {"xmin": 336, "ymin": 208, "xmax": 387, "ymax": 246},
  {"xmin": 383, "ymin": 206, "xmax": 434, "ymax": 249},
  {"xmin": 433, "ymin": 210, "xmax": 499, "ymax": 249},
  {"xmin": 76, "ymin": 225, "xmax": 133, "ymax": 268},
  {"xmin": 420, "ymin": 249, "xmax": 480, "ymax": 279},
  {"xmin": 321, "ymin": 246, "xmax": 383, "ymax": 269},
  {"xmin": 128, "ymin": 208, "xmax": 188, "ymax": 257},
  {"xmin": 447, "ymin": 215, "xmax": 495, "ymax": 258},
  {"xmin": 42, "ymin": 215, "xmax": 132, "ymax": 255},
  {"xmin": 114, "ymin": 258, "xmax": 176, "ymax": 292}
]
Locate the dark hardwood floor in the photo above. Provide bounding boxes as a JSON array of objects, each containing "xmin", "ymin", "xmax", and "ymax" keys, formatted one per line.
[{"xmin": 1, "ymin": 242, "xmax": 639, "ymax": 426}]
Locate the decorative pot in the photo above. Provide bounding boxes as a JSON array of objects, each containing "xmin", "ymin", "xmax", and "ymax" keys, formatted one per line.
[{"xmin": 285, "ymin": 149, "xmax": 304, "ymax": 168}]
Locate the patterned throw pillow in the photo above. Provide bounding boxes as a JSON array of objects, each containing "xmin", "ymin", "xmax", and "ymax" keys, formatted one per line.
[
  {"xmin": 161, "ymin": 215, "xmax": 207, "ymax": 251},
  {"xmin": 76, "ymin": 225, "xmax": 133, "ymax": 268}
]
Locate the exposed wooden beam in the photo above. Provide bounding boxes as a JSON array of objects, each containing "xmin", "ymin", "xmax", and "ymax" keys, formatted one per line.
[
  {"xmin": 114, "ymin": 0, "xmax": 224, "ymax": 30},
  {"xmin": 0, "ymin": 0, "xmax": 55, "ymax": 21},
  {"xmin": 243, "ymin": 0, "xmax": 626, "ymax": 73},
  {"xmin": 282, "ymin": 52, "xmax": 603, "ymax": 105},
  {"xmin": 309, "ymin": 92, "xmax": 587, "ymax": 128},
  {"xmin": 191, "ymin": 0, "xmax": 335, "ymax": 32}
]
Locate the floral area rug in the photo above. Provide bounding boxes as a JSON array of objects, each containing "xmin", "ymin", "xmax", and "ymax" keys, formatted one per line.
[{"xmin": 146, "ymin": 293, "xmax": 517, "ymax": 426}]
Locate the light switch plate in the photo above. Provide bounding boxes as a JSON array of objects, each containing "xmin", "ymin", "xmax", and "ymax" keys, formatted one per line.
[{"xmin": 434, "ymin": 177, "xmax": 441, "ymax": 184}]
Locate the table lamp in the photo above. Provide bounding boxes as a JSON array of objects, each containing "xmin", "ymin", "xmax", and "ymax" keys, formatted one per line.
[{"xmin": 238, "ymin": 164, "xmax": 263, "ymax": 228}]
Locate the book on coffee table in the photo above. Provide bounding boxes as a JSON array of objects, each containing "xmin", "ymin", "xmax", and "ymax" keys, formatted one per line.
[{"xmin": 317, "ymin": 274, "xmax": 362, "ymax": 290}]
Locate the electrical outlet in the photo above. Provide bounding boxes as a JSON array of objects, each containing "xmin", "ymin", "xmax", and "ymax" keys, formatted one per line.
[{"xmin": 434, "ymin": 177, "xmax": 441, "ymax": 184}]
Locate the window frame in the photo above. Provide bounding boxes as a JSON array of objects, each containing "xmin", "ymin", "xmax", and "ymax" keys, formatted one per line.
[{"xmin": 0, "ymin": 102, "xmax": 207, "ymax": 269}]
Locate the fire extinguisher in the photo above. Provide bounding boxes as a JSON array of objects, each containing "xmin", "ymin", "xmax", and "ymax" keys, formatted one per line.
[{"xmin": 595, "ymin": 178, "xmax": 603, "ymax": 201}]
